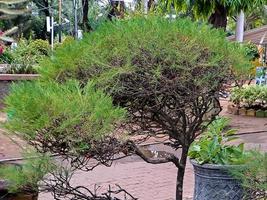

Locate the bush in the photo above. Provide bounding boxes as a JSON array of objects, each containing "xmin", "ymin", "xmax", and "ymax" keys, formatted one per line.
[
  {"xmin": 230, "ymin": 85, "xmax": 267, "ymax": 108},
  {"xmin": 243, "ymin": 42, "xmax": 260, "ymax": 61},
  {"xmin": 6, "ymin": 38, "xmax": 50, "ymax": 74},
  {"xmin": 231, "ymin": 152, "xmax": 267, "ymax": 199},
  {"xmin": 0, "ymin": 49, "xmax": 13, "ymax": 64},
  {"xmin": 29, "ymin": 39, "xmax": 50, "ymax": 56},
  {"xmin": 189, "ymin": 117, "xmax": 248, "ymax": 165}
]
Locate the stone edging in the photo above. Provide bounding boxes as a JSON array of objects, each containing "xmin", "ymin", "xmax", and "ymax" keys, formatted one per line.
[
  {"xmin": 0, "ymin": 74, "xmax": 40, "ymax": 81},
  {"xmin": 227, "ymin": 104, "xmax": 267, "ymax": 118}
]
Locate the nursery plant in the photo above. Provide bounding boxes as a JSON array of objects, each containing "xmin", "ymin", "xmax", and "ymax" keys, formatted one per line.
[
  {"xmin": 189, "ymin": 117, "xmax": 248, "ymax": 165},
  {"xmin": 5, "ymin": 16, "xmax": 251, "ymax": 200},
  {"xmin": 3, "ymin": 38, "xmax": 50, "ymax": 74},
  {"xmin": 231, "ymin": 151, "xmax": 267, "ymax": 199},
  {"xmin": 230, "ymin": 85, "xmax": 267, "ymax": 109},
  {"xmin": 189, "ymin": 117, "xmax": 257, "ymax": 200},
  {"xmin": 0, "ymin": 152, "xmax": 54, "ymax": 199}
]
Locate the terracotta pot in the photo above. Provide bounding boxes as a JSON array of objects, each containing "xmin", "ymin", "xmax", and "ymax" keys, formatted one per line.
[
  {"xmin": 246, "ymin": 109, "xmax": 256, "ymax": 117},
  {"xmin": 238, "ymin": 108, "xmax": 246, "ymax": 116}
]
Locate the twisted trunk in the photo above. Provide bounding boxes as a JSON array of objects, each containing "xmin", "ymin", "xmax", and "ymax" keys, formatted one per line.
[{"xmin": 176, "ymin": 147, "xmax": 189, "ymax": 200}]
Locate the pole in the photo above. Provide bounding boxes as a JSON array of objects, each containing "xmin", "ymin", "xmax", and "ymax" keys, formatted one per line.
[
  {"xmin": 51, "ymin": 16, "xmax": 54, "ymax": 50},
  {"xmin": 144, "ymin": 0, "xmax": 148, "ymax": 14},
  {"xmin": 236, "ymin": 10, "xmax": 245, "ymax": 43},
  {"xmin": 58, "ymin": 0, "xmax": 62, "ymax": 43},
  {"xmin": 73, "ymin": 0, "xmax": 78, "ymax": 39},
  {"xmin": 50, "ymin": 0, "xmax": 54, "ymax": 51}
]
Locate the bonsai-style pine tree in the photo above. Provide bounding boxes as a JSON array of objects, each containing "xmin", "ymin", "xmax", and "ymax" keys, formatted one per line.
[{"xmin": 5, "ymin": 16, "xmax": 251, "ymax": 200}]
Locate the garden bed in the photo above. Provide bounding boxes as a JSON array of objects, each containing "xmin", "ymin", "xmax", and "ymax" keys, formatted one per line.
[
  {"xmin": 228, "ymin": 85, "xmax": 267, "ymax": 118},
  {"xmin": 227, "ymin": 103, "xmax": 267, "ymax": 117}
]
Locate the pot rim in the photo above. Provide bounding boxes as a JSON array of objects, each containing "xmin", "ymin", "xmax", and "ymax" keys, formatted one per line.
[{"xmin": 190, "ymin": 159, "xmax": 243, "ymax": 170}]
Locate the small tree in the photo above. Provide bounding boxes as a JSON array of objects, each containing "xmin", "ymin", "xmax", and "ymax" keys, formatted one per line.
[{"xmin": 7, "ymin": 16, "xmax": 251, "ymax": 200}]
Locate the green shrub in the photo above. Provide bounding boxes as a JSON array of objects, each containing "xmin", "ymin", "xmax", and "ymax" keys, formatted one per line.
[
  {"xmin": 0, "ymin": 49, "xmax": 13, "ymax": 64},
  {"xmin": 189, "ymin": 117, "xmax": 248, "ymax": 165},
  {"xmin": 29, "ymin": 39, "xmax": 50, "ymax": 56},
  {"xmin": 230, "ymin": 85, "xmax": 267, "ymax": 107},
  {"xmin": 6, "ymin": 38, "xmax": 50, "ymax": 74},
  {"xmin": 0, "ymin": 152, "xmax": 54, "ymax": 193},
  {"xmin": 243, "ymin": 42, "xmax": 260, "ymax": 61},
  {"xmin": 4, "ymin": 80, "xmax": 126, "ymax": 153},
  {"xmin": 231, "ymin": 152, "xmax": 267, "ymax": 199}
]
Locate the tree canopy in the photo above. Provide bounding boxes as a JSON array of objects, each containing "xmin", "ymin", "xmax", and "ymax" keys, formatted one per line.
[{"xmin": 164, "ymin": 0, "xmax": 267, "ymax": 29}]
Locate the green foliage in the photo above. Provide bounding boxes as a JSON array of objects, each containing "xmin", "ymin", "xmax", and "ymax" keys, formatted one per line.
[
  {"xmin": 38, "ymin": 16, "xmax": 251, "ymax": 85},
  {"xmin": 4, "ymin": 80, "xmax": 126, "ymax": 153},
  {"xmin": 6, "ymin": 38, "xmax": 50, "ymax": 74},
  {"xmin": 230, "ymin": 85, "xmax": 267, "ymax": 107},
  {"xmin": 162, "ymin": 0, "xmax": 267, "ymax": 19},
  {"xmin": 0, "ymin": 50, "xmax": 13, "ymax": 64},
  {"xmin": 230, "ymin": 151, "xmax": 267, "ymax": 199},
  {"xmin": 189, "ymin": 117, "xmax": 248, "ymax": 165},
  {"xmin": 29, "ymin": 39, "xmax": 50, "ymax": 56},
  {"xmin": 0, "ymin": 152, "xmax": 54, "ymax": 193},
  {"xmin": 243, "ymin": 42, "xmax": 260, "ymax": 61}
]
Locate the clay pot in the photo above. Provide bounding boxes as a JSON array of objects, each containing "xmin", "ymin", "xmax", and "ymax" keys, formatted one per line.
[
  {"xmin": 246, "ymin": 109, "xmax": 256, "ymax": 117},
  {"xmin": 238, "ymin": 108, "xmax": 246, "ymax": 116}
]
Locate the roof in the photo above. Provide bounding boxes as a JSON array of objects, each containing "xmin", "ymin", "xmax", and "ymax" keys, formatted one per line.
[{"xmin": 228, "ymin": 25, "xmax": 267, "ymax": 44}]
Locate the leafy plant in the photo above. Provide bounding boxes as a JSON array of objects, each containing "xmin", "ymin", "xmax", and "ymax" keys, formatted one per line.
[
  {"xmin": 0, "ymin": 152, "xmax": 55, "ymax": 193},
  {"xmin": 189, "ymin": 117, "xmax": 248, "ymax": 165},
  {"xmin": 0, "ymin": 49, "xmax": 13, "ymax": 64},
  {"xmin": 243, "ymin": 42, "xmax": 260, "ymax": 61},
  {"xmin": 230, "ymin": 85, "xmax": 267, "ymax": 108},
  {"xmin": 230, "ymin": 151, "xmax": 267, "ymax": 199},
  {"xmin": 5, "ymin": 38, "xmax": 50, "ymax": 74}
]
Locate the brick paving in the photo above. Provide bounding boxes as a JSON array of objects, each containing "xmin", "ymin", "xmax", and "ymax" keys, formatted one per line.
[{"xmin": 0, "ymin": 100, "xmax": 266, "ymax": 200}]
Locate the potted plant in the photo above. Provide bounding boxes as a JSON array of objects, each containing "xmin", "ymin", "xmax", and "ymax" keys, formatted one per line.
[
  {"xmin": 189, "ymin": 117, "xmax": 249, "ymax": 200},
  {"xmin": 230, "ymin": 151, "xmax": 267, "ymax": 199},
  {"xmin": 229, "ymin": 85, "xmax": 267, "ymax": 117},
  {"xmin": 0, "ymin": 153, "xmax": 54, "ymax": 200},
  {"xmin": 3, "ymin": 16, "xmax": 252, "ymax": 200}
]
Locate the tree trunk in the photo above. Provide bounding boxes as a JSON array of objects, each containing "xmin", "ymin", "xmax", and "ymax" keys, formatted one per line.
[
  {"xmin": 108, "ymin": 1, "xmax": 125, "ymax": 20},
  {"xmin": 176, "ymin": 147, "xmax": 189, "ymax": 200},
  {"xmin": 208, "ymin": 4, "xmax": 228, "ymax": 30},
  {"xmin": 82, "ymin": 0, "xmax": 92, "ymax": 31}
]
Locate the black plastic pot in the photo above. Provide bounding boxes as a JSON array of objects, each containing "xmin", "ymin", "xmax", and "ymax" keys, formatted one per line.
[{"xmin": 191, "ymin": 160, "xmax": 243, "ymax": 200}]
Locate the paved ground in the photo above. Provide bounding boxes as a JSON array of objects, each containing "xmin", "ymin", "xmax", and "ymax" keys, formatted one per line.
[{"xmin": 0, "ymin": 100, "xmax": 266, "ymax": 200}]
